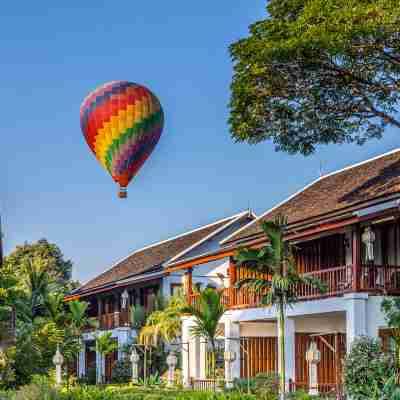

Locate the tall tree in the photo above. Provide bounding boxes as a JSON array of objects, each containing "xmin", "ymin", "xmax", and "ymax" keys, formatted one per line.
[
  {"xmin": 181, "ymin": 288, "xmax": 226, "ymax": 380},
  {"xmin": 94, "ymin": 332, "xmax": 118, "ymax": 384},
  {"xmin": 4, "ymin": 239, "xmax": 77, "ymax": 290},
  {"xmin": 234, "ymin": 215, "xmax": 326, "ymax": 399},
  {"xmin": 229, "ymin": 0, "xmax": 400, "ymax": 155}
]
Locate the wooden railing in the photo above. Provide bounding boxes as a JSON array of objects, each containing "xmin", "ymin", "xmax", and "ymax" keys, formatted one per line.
[
  {"xmin": 98, "ymin": 310, "xmax": 130, "ymax": 330},
  {"xmin": 189, "ymin": 264, "xmax": 400, "ymax": 310},
  {"xmin": 190, "ymin": 378, "xmax": 224, "ymax": 391}
]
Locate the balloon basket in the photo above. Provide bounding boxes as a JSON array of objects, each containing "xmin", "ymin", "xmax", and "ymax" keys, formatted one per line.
[{"xmin": 118, "ymin": 187, "xmax": 127, "ymax": 199}]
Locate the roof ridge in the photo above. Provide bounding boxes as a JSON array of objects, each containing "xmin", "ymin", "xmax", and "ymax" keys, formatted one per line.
[
  {"xmin": 165, "ymin": 210, "xmax": 253, "ymax": 265},
  {"xmin": 221, "ymin": 148, "xmax": 400, "ymax": 245},
  {"xmin": 80, "ymin": 210, "xmax": 249, "ymax": 287}
]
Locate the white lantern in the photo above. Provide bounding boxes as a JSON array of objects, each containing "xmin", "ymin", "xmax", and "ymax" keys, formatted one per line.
[
  {"xmin": 52, "ymin": 346, "xmax": 64, "ymax": 386},
  {"xmin": 166, "ymin": 351, "xmax": 178, "ymax": 387},
  {"xmin": 130, "ymin": 348, "xmax": 140, "ymax": 384},
  {"xmin": 121, "ymin": 289, "xmax": 129, "ymax": 310},
  {"xmin": 306, "ymin": 341, "xmax": 320, "ymax": 396},
  {"xmin": 362, "ymin": 226, "xmax": 376, "ymax": 262}
]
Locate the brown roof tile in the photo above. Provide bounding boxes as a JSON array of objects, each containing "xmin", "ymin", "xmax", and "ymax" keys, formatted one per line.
[
  {"xmin": 226, "ymin": 149, "xmax": 400, "ymax": 244},
  {"xmin": 78, "ymin": 214, "xmax": 240, "ymax": 293}
]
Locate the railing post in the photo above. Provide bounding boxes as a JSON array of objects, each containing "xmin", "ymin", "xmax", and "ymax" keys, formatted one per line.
[
  {"xmin": 183, "ymin": 268, "xmax": 193, "ymax": 304},
  {"xmin": 352, "ymin": 226, "xmax": 361, "ymax": 292},
  {"xmin": 228, "ymin": 258, "xmax": 237, "ymax": 308}
]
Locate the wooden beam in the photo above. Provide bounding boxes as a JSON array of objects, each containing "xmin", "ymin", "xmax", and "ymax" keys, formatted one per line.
[{"xmin": 165, "ymin": 249, "xmax": 235, "ymax": 272}]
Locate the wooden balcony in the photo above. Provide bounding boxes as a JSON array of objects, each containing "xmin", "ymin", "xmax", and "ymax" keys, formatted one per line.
[
  {"xmin": 83, "ymin": 310, "xmax": 131, "ymax": 331},
  {"xmin": 189, "ymin": 264, "xmax": 400, "ymax": 310}
]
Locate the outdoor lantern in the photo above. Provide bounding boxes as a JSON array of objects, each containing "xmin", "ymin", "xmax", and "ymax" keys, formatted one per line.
[
  {"xmin": 166, "ymin": 351, "xmax": 178, "ymax": 387},
  {"xmin": 130, "ymin": 348, "xmax": 140, "ymax": 384},
  {"xmin": 362, "ymin": 226, "xmax": 376, "ymax": 262},
  {"xmin": 306, "ymin": 341, "xmax": 320, "ymax": 396},
  {"xmin": 121, "ymin": 289, "xmax": 129, "ymax": 309},
  {"xmin": 52, "ymin": 345, "xmax": 64, "ymax": 386}
]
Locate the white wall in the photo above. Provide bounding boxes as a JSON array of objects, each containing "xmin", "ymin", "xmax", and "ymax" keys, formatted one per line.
[{"xmin": 163, "ymin": 258, "xmax": 230, "ymax": 297}]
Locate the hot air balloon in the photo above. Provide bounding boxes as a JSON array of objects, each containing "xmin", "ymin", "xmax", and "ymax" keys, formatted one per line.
[{"xmin": 80, "ymin": 81, "xmax": 164, "ymax": 198}]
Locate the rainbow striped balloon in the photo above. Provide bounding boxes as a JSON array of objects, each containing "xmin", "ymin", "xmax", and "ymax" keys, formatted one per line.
[{"xmin": 80, "ymin": 81, "xmax": 164, "ymax": 198}]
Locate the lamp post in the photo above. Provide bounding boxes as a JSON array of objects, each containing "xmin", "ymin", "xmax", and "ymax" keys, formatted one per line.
[
  {"xmin": 52, "ymin": 345, "xmax": 64, "ymax": 387},
  {"xmin": 306, "ymin": 341, "xmax": 321, "ymax": 396},
  {"xmin": 166, "ymin": 351, "xmax": 178, "ymax": 387},
  {"xmin": 130, "ymin": 348, "xmax": 140, "ymax": 384}
]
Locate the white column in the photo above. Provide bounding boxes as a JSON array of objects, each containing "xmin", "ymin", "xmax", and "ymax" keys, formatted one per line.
[
  {"xmin": 345, "ymin": 293, "xmax": 368, "ymax": 352},
  {"xmin": 78, "ymin": 341, "xmax": 86, "ymax": 377},
  {"xmin": 96, "ymin": 351, "xmax": 105, "ymax": 384},
  {"xmin": 278, "ymin": 317, "xmax": 295, "ymax": 386},
  {"xmin": 117, "ymin": 327, "xmax": 132, "ymax": 359},
  {"xmin": 190, "ymin": 336, "xmax": 201, "ymax": 379},
  {"xmin": 199, "ymin": 339, "xmax": 208, "ymax": 379},
  {"xmin": 182, "ymin": 316, "xmax": 195, "ymax": 388},
  {"xmin": 224, "ymin": 318, "xmax": 241, "ymax": 388}
]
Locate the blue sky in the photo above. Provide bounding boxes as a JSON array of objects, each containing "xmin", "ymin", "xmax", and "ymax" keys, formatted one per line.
[{"xmin": 1, "ymin": 2, "xmax": 399, "ymax": 284}]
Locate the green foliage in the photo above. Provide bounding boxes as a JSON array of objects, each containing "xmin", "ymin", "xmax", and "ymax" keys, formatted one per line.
[
  {"xmin": 4, "ymin": 239, "xmax": 76, "ymax": 290},
  {"xmin": 180, "ymin": 288, "xmax": 226, "ymax": 381},
  {"xmin": 130, "ymin": 305, "xmax": 147, "ymax": 330},
  {"xmin": 139, "ymin": 293, "xmax": 186, "ymax": 346},
  {"xmin": 233, "ymin": 372, "xmax": 279, "ymax": 399},
  {"xmin": 382, "ymin": 297, "xmax": 400, "ymax": 370},
  {"xmin": 229, "ymin": 0, "xmax": 400, "ymax": 155},
  {"xmin": 343, "ymin": 336, "xmax": 396, "ymax": 400},
  {"xmin": 111, "ymin": 358, "xmax": 131, "ymax": 384},
  {"xmin": 0, "ymin": 239, "xmax": 85, "ymax": 387},
  {"xmin": 94, "ymin": 332, "xmax": 118, "ymax": 383}
]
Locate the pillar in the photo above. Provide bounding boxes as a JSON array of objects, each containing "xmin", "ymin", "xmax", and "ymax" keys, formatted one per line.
[
  {"xmin": 182, "ymin": 316, "xmax": 197, "ymax": 388},
  {"xmin": 345, "ymin": 293, "xmax": 368, "ymax": 352},
  {"xmin": 96, "ymin": 350, "xmax": 105, "ymax": 384},
  {"xmin": 224, "ymin": 318, "xmax": 241, "ymax": 388},
  {"xmin": 182, "ymin": 269, "xmax": 193, "ymax": 302},
  {"xmin": 199, "ymin": 339, "xmax": 208, "ymax": 379},
  {"xmin": 278, "ymin": 317, "xmax": 295, "ymax": 387},
  {"xmin": 117, "ymin": 327, "xmax": 132, "ymax": 360},
  {"xmin": 78, "ymin": 341, "xmax": 86, "ymax": 378}
]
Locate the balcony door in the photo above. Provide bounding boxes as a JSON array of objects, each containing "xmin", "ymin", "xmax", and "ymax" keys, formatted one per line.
[{"xmin": 295, "ymin": 234, "xmax": 346, "ymax": 274}]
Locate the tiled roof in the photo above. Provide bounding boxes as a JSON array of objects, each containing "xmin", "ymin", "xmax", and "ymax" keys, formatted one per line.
[
  {"xmin": 77, "ymin": 213, "xmax": 245, "ymax": 293},
  {"xmin": 224, "ymin": 149, "xmax": 400, "ymax": 244}
]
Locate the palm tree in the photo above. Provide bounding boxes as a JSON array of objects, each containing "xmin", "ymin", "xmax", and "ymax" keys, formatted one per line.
[
  {"xmin": 181, "ymin": 288, "xmax": 226, "ymax": 380},
  {"xmin": 94, "ymin": 332, "xmax": 118, "ymax": 384},
  {"xmin": 235, "ymin": 215, "xmax": 326, "ymax": 399},
  {"xmin": 139, "ymin": 293, "xmax": 186, "ymax": 346},
  {"xmin": 130, "ymin": 304, "xmax": 147, "ymax": 330}
]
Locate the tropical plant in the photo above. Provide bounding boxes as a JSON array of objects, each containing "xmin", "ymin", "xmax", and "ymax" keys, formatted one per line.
[
  {"xmin": 139, "ymin": 293, "xmax": 185, "ymax": 346},
  {"xmin": 343, "ymin": 336, "xmax": 396, "ymax": 400},
  {"xmin": 94, "ymin": 332, "xmax": 118, "ymax": 383},
  {"xmin": 382, "ymin": 297, "xmax": 400, "ymax": 376},
  {"xmin": 110, "ymin": 358, "xmax": 131, "ymax": 384},
  {"xmin": 229, "ymin": 0, "xmax": 400, "ymax": 155},
  {"xmin": 181, "ymin": 288, "xmax": 226, "ymax": 380},
  {"xmin": 234, "ymin": 215, "xmax": 326, "ymax": 399},
  {"xmin": 130, "ymin": 304, "xmax": 147, "ymax": 330}
]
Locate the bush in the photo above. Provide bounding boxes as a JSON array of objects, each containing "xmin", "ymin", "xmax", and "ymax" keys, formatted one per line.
[
  {"xmin": 111, "ymin": 358, "xmax": 131, "ymax": 384},
  {"xmin": 343, "ymin": 336, "xmax": 396, "ymax": 400},
  {"xmin": 233, "ymin": 372, "xmax": 279, "ymax": 399}
]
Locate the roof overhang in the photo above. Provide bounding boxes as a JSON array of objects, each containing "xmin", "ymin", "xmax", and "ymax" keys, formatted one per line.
[{"xmin": 64, "ymin": 270, "xmax": 165, "ymax": 302}]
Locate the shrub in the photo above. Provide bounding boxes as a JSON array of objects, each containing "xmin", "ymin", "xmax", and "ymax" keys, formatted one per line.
[
  {"xmin": 111, "ymin": 358, "xmax": 131, "ymax": 384},
  {"xmin": 343, "ymin": 336, "xmax": 396, "ymax": 400}
]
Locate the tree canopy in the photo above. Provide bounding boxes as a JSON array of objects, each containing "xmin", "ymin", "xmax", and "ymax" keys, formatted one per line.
[{"xmin": 229, "ymin": 0, "xmax": 400, "ymax": 155}]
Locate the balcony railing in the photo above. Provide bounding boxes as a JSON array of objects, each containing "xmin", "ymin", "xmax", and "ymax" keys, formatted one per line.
[
  {"xmin": 97, "ymin": 310, "xmax": 130, "ymax": 330},
  {"xmin": 189, "ymin": 264, "xmax": 400, "ymax": 310}
]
